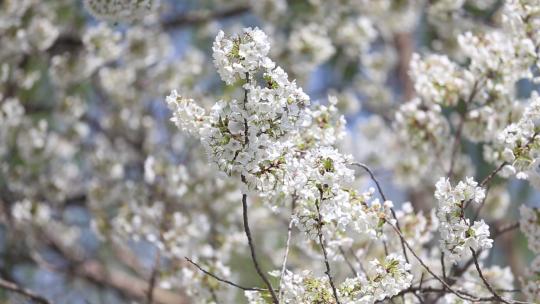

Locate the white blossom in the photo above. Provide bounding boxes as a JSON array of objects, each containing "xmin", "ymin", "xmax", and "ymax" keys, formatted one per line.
[
  {"xmin": 410, "ymin": 53, "xmax": 474, "ymax": 107},
  {"xmin": 84, "ymin": 0, "xmax": 157, "ymax": 22},
  {"xmin": 435, "ymin": 177, "xmax": 492, "ymax": 262}
]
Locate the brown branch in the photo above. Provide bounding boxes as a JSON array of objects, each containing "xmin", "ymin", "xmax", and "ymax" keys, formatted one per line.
[
  {"xmin": 440, "ymin": 253, "xmax": 446, "ymax": 284},
  {"xmin": 111, "ymin": 240, "xmax": 149, "ymax": 278},
  {"xmin": 480, "ymin": 162, "xmax": 508, "ymax": 187},
  {"xmin": 394, "ymin": 33, "xmax": 415, "ymax": 101},
  {"xmin": 0, "ymin": 278, "xmax": 50, "ymax": 304}
]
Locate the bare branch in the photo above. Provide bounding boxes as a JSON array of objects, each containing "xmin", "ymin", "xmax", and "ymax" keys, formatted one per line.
[
  {"xmin": 480, "ymin": 162, "xmax": 508, "ymax": 187},
  {"xmin": 470, "ymin": 249, "xmax": 510, "ymax": 304},
  {"xmin": 241, "ymin": 191, "xmax": 280, "ymax": 303},
  {"xmin": 279, "ymin": 197, "xmax": 296, "ymax": 301},
  {"xmin": 0, "ymin": 278, "xmax": 50, "ymax": 304},
  {"xmin": 448, "ymin": 79, "xmax": 479, "ymax": 179},
  {"xmin": 184, "ymin": 257, "xmax": 268, "ymax": 292},
  {"xmin": 464, "ymin": 162, "xmax": 508, "ymax": 210},
  {"xmin": 315, "ymin": 196, "xmax": 341, "ymax": 304},
  {"xmin": 352, "ymin": 162, "xmax": 410, "ymax": 264},
  {"xmin": 389, "ymin": 224, "xmax": 489, "ymax": 302},
  {"xmin": 339, "ymin": 246, "xmax": 359, "ymax": 277},
  {"xmin": 352, "ymin": 163, "xmax": 387, "ymax": 201}
]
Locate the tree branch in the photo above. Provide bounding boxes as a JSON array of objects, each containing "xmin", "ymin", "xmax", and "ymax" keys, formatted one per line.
[
  {"xmin": 241, "ymin": 191, "xmax": 279, "ymax": 303},
  {"xmin": 389, "ymin": 224, "xmax": 490, "ymax": 302},
  {"xmin": 0, "ymin": 278, "xmax": 50, "ymax": 304},
  {"xmin": 470, "ymin": 249, "xmax": 510, "ymax": 304},
  {"xmin": 184, "ymin": 257, "xmax": 268, "ymax": 292},
  {"xmin": 352, "ymin": 162, "xmax": 410, "ymax": 264},
  {"xmin": 352, "ymin": 163, "xmax": 387, "ymax": 201},
  {"xmin": 279, "ymin": 197, "xmax": 296, "ymax": 301},
  {"xmin": 315, "ymin": 192, "xmax": 341, "ymax": 304}
]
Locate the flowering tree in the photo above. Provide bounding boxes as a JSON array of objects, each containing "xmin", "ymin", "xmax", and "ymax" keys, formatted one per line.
[{"xmin": 2, "ymin": 0, "xmax": 540, "ymax": 303}]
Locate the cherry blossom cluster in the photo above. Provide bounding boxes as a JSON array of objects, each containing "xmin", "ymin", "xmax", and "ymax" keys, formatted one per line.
[
  {"xmin": 409, "ymin": 53, "xmax": 474, "ymax": 107},
  {"xmin": 493, "ymin": 92, "xmax": 540, "ymax": 180},
  {"xmin": 520, "ymin": 205, "xmax": 540, "ymax": 254},
  {"xmin": 383, "ymin": 202, "xmax": 439, "ymax": 252},
  {"xmin": 167, "ymin": 27, "xmax": 414, "ymax": 303},
  {"xmin": 167, "ymin": 28, "xmax": 398, "ymax": 246},
  {"xmin": 168, "ymin": 28, "xmax": 311, "ymax": 187},
  {"xmin": 519, "ymin": 205, "xmax": 540, "ymax": 302},
  {"xmin": 5, "ymin": 0, "xmax": 540, "ymax": 303},
  {"xmin": 246, "ymin": 254, "xmax": 412, "ymax": 304},
  {"xmin": 434, "ymin": 177, "xmax": 492, "ymax": 262}
]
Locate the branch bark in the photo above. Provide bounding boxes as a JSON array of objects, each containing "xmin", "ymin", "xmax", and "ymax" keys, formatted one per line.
[{"xmin": 394, "ymin": 32, "xmax": 415, "ymax": 102}]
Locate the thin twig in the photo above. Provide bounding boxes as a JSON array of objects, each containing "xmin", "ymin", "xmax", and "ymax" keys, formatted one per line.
[
  {"xmin": 242, "ymin": 191, "xmax": 280, "ymax": 303},
  {"xmin": 278, "ymin": 197, "xmax": 296, "ymax": 301},
  {"xmin": 448, "ymin": 80, "xmax": 479, "ymax": 179},
  {"xmin": 389, "ymin": 224, "xmax": 488, "ymax": 302},
  {"xmin": 472, "ymin": 184, "xmax": 491, "ymax": 221},
  {"xmin": 185, "ymin": 257, "xmax": 268, "ymax": 292},
  {"xmin": 352, "ymin": 163, "xmax": 410, "ymax": 264},
  {"xmin": 470, "ymin": 249, "xmax": 510, "ymax": 304},
  {"xmin": 0, "ymin": 278, "xmax": 50, "ymax": 304},
  {"xmin": 480, "ymin": 162, "xmax": 508, "ymax": 187},
  {"xmin": 339, "ymin": 246, "xmax": 359, "ymax": 277},
  {"xmin": 352, "ymin": 163, "xmax": 387, "ymax": 201},
  {"xmin": 440, "ymin": 253, "xmax": 446, "ymax": 283},
  {"xmin": 464, "ymin": 162, "xmax": 508, "ymax": 210},
  {"xmin": 447, "ymin": 115, "xmax": 465, "ymax": 178},
  {"xmin": 348, "ymin": 248, "xmax": 367, "ymax": 274},
  {"xmin": 315, "ymin": 193, "xmax": 341, "ymax": 304}
]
